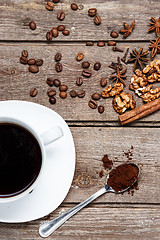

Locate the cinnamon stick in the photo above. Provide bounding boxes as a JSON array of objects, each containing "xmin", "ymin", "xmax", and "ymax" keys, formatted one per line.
[{"xmin": 119, "ymin": 98, "xmax": 160, "ymax": 125}]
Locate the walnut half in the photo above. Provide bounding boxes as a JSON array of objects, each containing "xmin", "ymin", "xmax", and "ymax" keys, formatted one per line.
[{"xmin": 112, "ymin": 92, "xmax": 136, "ymax": 114}]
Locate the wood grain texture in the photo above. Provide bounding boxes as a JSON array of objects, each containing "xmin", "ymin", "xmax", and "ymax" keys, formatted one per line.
[
  {"xmin": 0, "ymin": 205, "xmax": 159, "ymax": 240},
  {"xmin": 0, "ymin": 0, "xmax": 160, "ymax": 41},
  {"xmin": 1, "ymin": 42, "xmax": 160, "ymax": 123}
]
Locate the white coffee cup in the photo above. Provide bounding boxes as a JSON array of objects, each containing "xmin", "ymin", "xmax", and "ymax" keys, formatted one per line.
[{"xmin": 0, "ymin": 116, "xmax": 63, "ymax": 203}]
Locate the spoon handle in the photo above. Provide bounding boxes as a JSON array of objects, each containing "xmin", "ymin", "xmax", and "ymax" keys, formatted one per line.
[{"xmin": 39, "ymin": 186, "xmax": 107, "ymax": 238}]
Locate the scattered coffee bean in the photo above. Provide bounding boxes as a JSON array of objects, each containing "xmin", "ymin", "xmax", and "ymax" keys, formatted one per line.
[
  {"xmin": 57, "ymin": 25, "xmax": 65, "ymax": 31},
  {"xmin": 88, "ymin": 99, "xmax": 97, "ymax": 109},
  {"xmin": 22, "ymin": 50, "xmax": 28, "ymax": 58},
  {"xmin": 107, "ymin": 41, "xmax": 116, "ymax": 46},
  {"xmin": 77, "ymin": 90, "xmax": 85, "ymax": 98},
  {"xmin": 76, "ymin": 52, "xmax": 84, "ymax": 61},
  {"xmin": 53, "ymin": 79, "xmax": 61, "ymax": 87},
  {"xmin": 76, "ymin": 77, "xmax": 83, "ymax": 86},
  {"xmin": 100, "ymin": 78, "xmax": 107, "ymax": 87},
  {"xmin": 92, "ymin": 93, "xmax": 101, "ymax": 100},
  {"xmin": 36, "ymin": 59, "xmax": 43, "ymax": 66},
  {"xmin": 55, "ymin": 53, "xmax": 62, "ymax": 62},
  {"xmin": 49, "ymin": 96, "xmax": 56, "ymax": 104},
  {"xmin": 20, "ymin": 56, "xmax": 28, "ymax": 64},
  {"xmin": 82, "ymin": 61, "xmax": 90, "ymax": 68},
  {"xmin": 70, "ymin": 90, "xmax": 77, "ymax": 98},
  {"xmin": 46, "ymin": 1, "xmax": 54, "ymax": 11},
  {"xmin": 82, "ymin": 69, "xmax": 92, "ymax": 78},
  {"xmin": 46, "ymin": 78, "xmax": 54, "ymax": 86},
  {"xmin": 51, "ymin": 28, "xmax": 59, "ymax": 38},
  {"xmin": 29, "ymin": 21, "xmax": 36, "ymax": 30},
  {"xmin": 62, "ymin": 29, "xmax": 70, "ymax": 36},
  {"xmin": 59, "ymin": 84, "xmax": 68, "ymax": 92},
  {"xmin": 28, "ymin": 58, "xmax": 36, "ymax": 65},
  {"xmin": 30, "ymin": 88, "xmax": 38, "ymax": 97},
  {"xmin": 57, "ymin": 10, "xmax": 65, "ymax": 21},
  {"xmin": 94, "ymin": 62, "xmax": 101, "ymax": 71},
  {"xmin": 46, "ymin": 31, "xmax": 52, "ymax": 41},
  {"xmin": 112, "ymin": 46, "xmax": 123, "ymax": 52},
  {"xmin": 71, "ymin": 3, "xmax": 78, "ymax": 10},
  {"xmin": 53, "ymin": 0, "xmax": 60, "ymax": 3},
  {"xmin": 59, "ymin": 91, "xmax": 67, "ymax": 99},
  {"xmin": 47, "ymin": 88, "xmax": 56, "ymax": 97},
  {"xmin": 97, "ymin": 41, "xmax": 105, "ymax": 47},
  {"xmin": 29, "ymin": 65, "xmax": 39, "ymax": 73},
  {"xmin": 55, "ymin": 62, "xmax": 63, "ymax": 72},
  {"xmin": 94, "ymin": 16, "xmax": 101, "ymax": 25},
  {"xmin": 110, "ymin": 31, "xmax": 119, "ymax": 38},
  {"xmin": 98, "ymin": 105, "xmax": 104, "ymax": 114},
  {"xmin": 88, "ymin": 8, "xmax": 97, "ymax": 17},
  {"xmin": 86, "ymin": 42, "xmax": 94, "ymax": 46}
]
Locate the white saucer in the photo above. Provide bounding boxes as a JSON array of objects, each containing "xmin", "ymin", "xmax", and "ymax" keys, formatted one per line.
[{"xmin": 0, "ymin": 100, "xmax": 75, "ymax": 223}]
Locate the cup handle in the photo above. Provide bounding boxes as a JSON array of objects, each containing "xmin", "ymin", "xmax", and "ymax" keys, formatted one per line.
[{"xmin": 40, "ymin": 126, "xmax": 63, "ymax": 147}]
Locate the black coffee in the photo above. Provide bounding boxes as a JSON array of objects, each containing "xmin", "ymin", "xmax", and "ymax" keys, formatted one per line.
[{"xmin": 0, "ymin": 123, "xmax": 42, "ymax": 197}]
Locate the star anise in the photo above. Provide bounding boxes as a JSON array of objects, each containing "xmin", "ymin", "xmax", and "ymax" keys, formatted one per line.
[
  {"xmin": 148, "ymin": 16, "xmax": 160, "ymax": 37},
  {"xmin": 119, "ymin": 20, "xmax": 135, "ymax": 38},
  {"xmin": 110, "ymin": 68, "xmax": 127, "ymax": 85},
  {"xmin": 149, "ymin": 36, "xmax": 160, "ymax": 58},
  {"xmin": 127, "ymin": 48, "xmax": 149, "ymax": 71},
  {"xmin": 109, "ymin": 57, "xmax": 123, "ymax": 71}
]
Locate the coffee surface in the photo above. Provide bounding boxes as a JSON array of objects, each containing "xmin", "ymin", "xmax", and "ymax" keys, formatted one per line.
[{"xmin": 0, "ymin": 123, "xmax": 42, "ymax": 197}]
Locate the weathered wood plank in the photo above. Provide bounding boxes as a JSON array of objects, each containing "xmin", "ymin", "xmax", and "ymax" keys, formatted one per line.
[
  {"xmin": 63, "ymin": 127, "xmax": 160, "ymax": 204},
  {"xmin": 1, "ymin": 42, "xmax": 160, "ymax": 123},
  {"xmin": 0, "ymin": 205, "xmax": 159, "ymax": 240},
  {"xmin": 0, "ymin": 0, "xmax": 160, "ymax": 41}
]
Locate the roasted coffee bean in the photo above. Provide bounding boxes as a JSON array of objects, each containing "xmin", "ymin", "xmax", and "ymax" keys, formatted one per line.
[
  {"xmin": 86, "ymin": 42, "xmax": 94, "ymax": 46},
  {"xmin": 57, "ymin": 25, "xmax": 65, "ymax": 31},
  {"xmin": 77, "ymin": 90, "xmax": 85, "ymax": 98},
  {"xmin": 55, "ymin": 62, "xmax": 63, "ymax": 72},
  {"xmin": 110, "ymin": 31, "xmax": 119, "ymax": 38},
  {"xmin": 100, "ymin": 78, "xmax": 107, "ymax": 87},
  {"xmin": 88, "ymin": 8, "xmax": 97, "ymax": 17},
  {"xmin": 98, "ymin": 105, "xmax": 104, "ymax": 114},
  {"xmin": 82, "ymin": 61, "xmax": 90, "ymax": 68},
  {"xmin": 92, "ymin": 93, "xmax": 101, "ymax": 100},
  {"xmin": 82, "ymin": 69, "xmax": 92, "ymax": 78},
  {"xmin": 76, "ymin": 77, "xmax": 83, "ymax": 86},
  {"xmin": 36, "ymin": 59, "xmax": 43, "ymax": 66},
  {"xmin": 57, "ymin": 10, "xmax": 65, "ymax": 21},
  {"xmin": 28, "ymin": 58, "xmax": 36, "ymax": 65},
  {"xmin": 46, "ymin": 31, "xmax": 52, "ymax": 41},
  {"xmin": 46, "ymin": 78, "xmax": 54, "ymax": 86},
  {"xmin": 46, "ymin": 1, "xmax": 54, "ymax": 11},
  {"xmin": 97, "ymin": 41, "xmax": 105, "ymax": 47},
  {"xmin": 59, "ymin": 91, "xmax": 67, "ymax": 99},
  {"xmin": 59, "ymin": 84, "xmax": 68, "ymax": 92},
  {"xmin": 47, "ymin": 88, "xmax": 56, "ymax": 97},
  {"xmin": 94, "ymin": 16, "xmax": 101, "ymax": 25},
  {"xmin": 71, "ymin": 3, "xmax": 78, "ymax": 10},
  {"xmin": 53, "ymin": 0, "xmax": 60, "ymax": 3},
  {"xmin": 76, "ymin": 52, "xmax": 84, "ymax": 61},
  {"xmin": 88, "ymin": 99, "xmax": 97, "ymax": 109},
  {"xmin": 53, "ymin": 79, "xmax": 61, "ymax": 87},
  {"xmin": 54, "ymin": 53, "xmax": 62, "ymax": 62},
  {"xmin": 49, "ymin": 97, "xmax": 56, "ymax": 104},
  {"xmin": 29, "ymin": 21, "xmax": 36, "ymax": 30},
  {"xmin": 94, "ymin": 62, "xmax": 101, "ymax": 71},
  {"xmin": 29, "ymin": 65, "xmax": 39, "ymax": 73},
  {"xmin": 107, "ymin": 41, "xmax": 116, "ymax": 46},
  {"xmin": 20, "ymin": 56, "xmax": 28, "ymax": 64},
  {"xmin": 51, "ymin": 28, "xmax": 59, "ymax": 38},
  {"xmin": 70, "ymin": 90, "xmax": 77, "ymax": 98},
  {"xmin": 30, "ymin": 88, "xmax": 38, "ymax": 97},
  {"xmin": 22, "ymin": 50, "xmax": 28, "ymax": 58},
  {"xmin": 62, "ymin": 29, "xmax": 70, "ymax": 36}
]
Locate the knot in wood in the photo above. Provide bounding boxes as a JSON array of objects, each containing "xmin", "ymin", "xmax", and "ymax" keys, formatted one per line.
[{"xmin": 76, "ymin": 173, "xmax": 93, "ymax": 188}]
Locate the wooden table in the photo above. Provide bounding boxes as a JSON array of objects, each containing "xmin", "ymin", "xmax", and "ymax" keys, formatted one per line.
[{"xmin": 0, "ymin": 0, "xmax": 160, "ymax": 239}]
